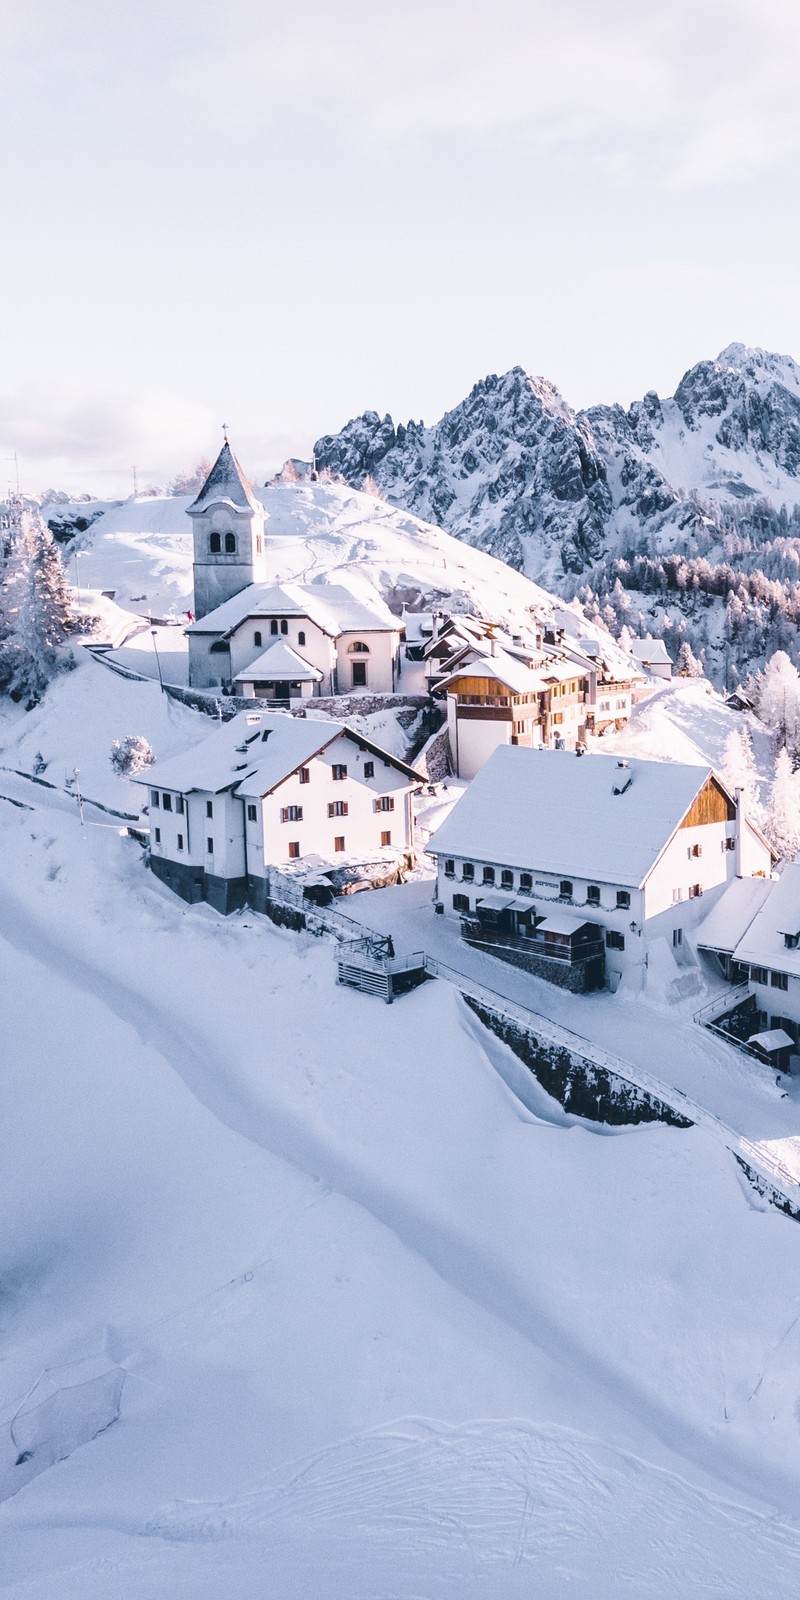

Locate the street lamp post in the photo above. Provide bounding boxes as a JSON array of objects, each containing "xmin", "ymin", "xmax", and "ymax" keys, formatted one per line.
[{"xmin": 151, "ymin": 628, "xmax": 164, "ymax": 694}]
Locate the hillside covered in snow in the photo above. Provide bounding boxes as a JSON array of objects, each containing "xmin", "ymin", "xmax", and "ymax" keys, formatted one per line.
[
  {"xmin": 312, "ymin": 345, "xmax": 800, "ymax": 685},
  {"xmin": 71, "ymin": 477, "xmax": 605, "ymax": 645},
  {"xmin": 3, "ymin": 658, "xmax": 800, "ymax": 1596}
]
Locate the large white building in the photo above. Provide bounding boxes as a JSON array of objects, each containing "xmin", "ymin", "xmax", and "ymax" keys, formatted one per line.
[
  {"xmin": 186, "ymin": 443, "xmax": 401, "ymax": 694},
  {"xmin": 698, "ymin": 864, "xmax": 800, "ymax": 1051},
  {"xmin": 426, "ymin": 746, "xmax": 773, "ymax": 989},
  {"xmin": 135, "ymin": 710, "xmax": 422, "ymax": 914}
]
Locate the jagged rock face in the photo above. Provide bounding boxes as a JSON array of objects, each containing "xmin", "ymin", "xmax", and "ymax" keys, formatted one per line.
[{"xmin": 312, "ymin": 345, "xmax": 800, "ymax": 587}]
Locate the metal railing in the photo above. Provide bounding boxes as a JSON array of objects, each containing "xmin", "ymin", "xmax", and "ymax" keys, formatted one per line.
[
  {"xmin": 693, "ymin": 982, "xmax": 750, "ymax": 1025},
  {"xmin": 461, "ymin": 922, "xmax": 605, "ymax": 966}
]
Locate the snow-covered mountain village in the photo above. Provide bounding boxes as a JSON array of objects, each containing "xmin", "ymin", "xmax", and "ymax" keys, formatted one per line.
[
  {"xmin": 6, "ymin": 371, "xmax": 800, "ymax": 1593},
  {"xmin": 5, "ymin": 2, "xmax": 800, "ymax": 1590}
]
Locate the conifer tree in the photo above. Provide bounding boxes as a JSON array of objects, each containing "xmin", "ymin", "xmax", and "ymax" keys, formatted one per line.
[
  {"xmin": 0, "ymin": 511, "xmax": 73, "ymax": 704},
  {"xmin": 765, "ymin": 748, "xmax": 800, "ymax": 863},
  {"xmin": 721, "ymin": 727, "xmax": 762, "ymax": 821}
]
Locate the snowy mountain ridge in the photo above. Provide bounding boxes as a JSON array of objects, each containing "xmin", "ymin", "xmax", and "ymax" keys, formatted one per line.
[{"xmin": 312, "ymin": 344, "xmax": 800, "ymax": 588}]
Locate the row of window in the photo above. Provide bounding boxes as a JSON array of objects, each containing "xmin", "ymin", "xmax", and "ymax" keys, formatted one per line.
[
  {"xmin": 284, "ymin": 832, "xmax": 392, "ymax": 860},
  {"xmin": 253, "ymin": 623, "xmax": 307, "ymax": 646},
  {"xmin": 151, "ymin": 792, "xmax": 215, "ymax": 818},
  {"xmin": 750, "ymin": 966, "xmax": 789, "ymax": 989},
  {"xmin": 442, "ymin": 859, "xmax": 631, "ymax": 908},
  {"xmin": 153, "ymin": 830, "xmax": 210, "ymax": 854},
  {"xmin": 279, "ymin": 794, "xmax": 394, "ymax": 823}
]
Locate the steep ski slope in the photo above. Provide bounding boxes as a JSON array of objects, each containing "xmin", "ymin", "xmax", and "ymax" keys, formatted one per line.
[
  {"xmin": 313, "ymin": 344, "xmax": 800, "ymax": 586},
  {"xmin": 2, "ymin": 664, "xmax": 800, "ymax": 1594}
]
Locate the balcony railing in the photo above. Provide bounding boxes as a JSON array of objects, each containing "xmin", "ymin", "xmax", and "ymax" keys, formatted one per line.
[{"xmin": 461, "ymin": 919, "xmax": 605, "ymax": 967}]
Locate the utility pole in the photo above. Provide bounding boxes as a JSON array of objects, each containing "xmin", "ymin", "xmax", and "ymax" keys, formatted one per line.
[{"xmin": 132, "ymin": 464, "xmax": 139, "ymax": 497}]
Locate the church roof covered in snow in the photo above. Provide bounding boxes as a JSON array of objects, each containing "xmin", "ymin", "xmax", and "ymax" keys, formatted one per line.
[
  {"xmin": 233, "ymin": 640, "xmax": 323, "ymax": 683},
  {"xmin": 186, "ymin": 579, "xmax": 398, "ymax": 639},
  {"xmin": 187, "ymin": 441, "xmax": 263, "ymax": 516},
  {"xmin": 425, "ymin": 747, "xmax": 723, "ymax": 888}
]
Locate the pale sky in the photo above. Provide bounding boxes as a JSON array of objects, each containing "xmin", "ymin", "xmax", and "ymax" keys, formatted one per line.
[{"xmin": 2, "ymin": 0, "xmax": 799, "ymax": 497}]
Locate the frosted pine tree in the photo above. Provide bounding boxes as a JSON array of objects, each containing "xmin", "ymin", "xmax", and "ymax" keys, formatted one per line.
[
  {"xmin": 674, "ymin": 640, "xmax": 704, "ymax": 677},
  {"xmin": 0, "ymin": 512, "xmax": 73, "ymax": 703},
  {"xmin": 764, "ymin": 749, "xmax": 800, "ymax": 864},
  {"xmin": 754, "ymin": 651, "xmax": 800, "ymax": 752},
  {"xmin": 721, "ymin": 727, "xmax": 762, "ymax": 821}
]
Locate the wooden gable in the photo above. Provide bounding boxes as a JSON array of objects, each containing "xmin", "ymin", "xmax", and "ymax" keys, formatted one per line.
[{"xmin": 679, "ymin": 776, "xmax": 735, "ymax": 829}]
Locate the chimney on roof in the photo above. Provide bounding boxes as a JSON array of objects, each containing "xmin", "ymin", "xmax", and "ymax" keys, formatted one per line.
[{"xmin": 612, "ymin": 759, "xmax": 632, "ymax": 795}]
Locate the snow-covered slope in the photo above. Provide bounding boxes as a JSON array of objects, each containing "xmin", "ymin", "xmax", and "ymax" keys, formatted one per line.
[
  {"xmin": 313, "ymin": 344, "xmax": 800, "ymax": 587},
  {"xmin": 3, "ymin": 660, "xmax": 800, "ymax": 1594},
  {"xmin": 73, "ymin": 479, "xmax": 598, "ymax": 641}
]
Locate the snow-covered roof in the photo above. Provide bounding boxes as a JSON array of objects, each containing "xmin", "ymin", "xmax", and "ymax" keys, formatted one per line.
[
  {"xmin": 437, "ymin": 649, "xmax": 545, "ymax": 697},
  {"xmin": 139, "ymin": 711, "xmax": 343, "ymax": 797},
  {"xmin": 734, "ymin": 863, "xmax": 800, "ymax": 977},
  {"xmin": 233, "ymin": 640, "xmax": 323, "ymax": 683},
  {"xmin": 537, "ymin": 912, "xmax": 597, "ymax": 935},
  {"xmin": 748, "ymin": 1029, "xmax": 794, "ymax": 1053},
  {"xmin": 186, "ymin": 580, "xmax": 397, "ymax": 639},
  {"xmin": 137, "ymin": 709, "xmax": 422, "ymax": 801},
  {"xmin": 631, "ymin": 636, "xmax": 672, "ymax": 666},
  {"xmin": 426, "ymin": 746, "xmax": 720, "ymax": 888},
  {"xmin": 695, "ymin": 876, "xmax": 774, "ymax": 955},
  {"xmin": 187, "ymin": 441, "xmax": 263, "ymax": 516}
]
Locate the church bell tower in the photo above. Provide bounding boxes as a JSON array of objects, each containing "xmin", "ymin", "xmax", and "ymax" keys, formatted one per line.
[{"xmin": 187, "ymin": 436, "xmax": 268, "ymax": 619}]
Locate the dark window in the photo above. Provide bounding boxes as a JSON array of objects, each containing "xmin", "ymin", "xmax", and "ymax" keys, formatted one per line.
[
  {"xmin": 559, "ymin": 880, "xmax": 573, "ymax": 899},
  {"xmin": 150, "ymin": 790, "xmax": 159, "ymax": 807},
  {"xmin": 482, "ymin": 866, "xmax": 495, "ymax": 885},
  {"xmin": 587, "ymin": 885, "xmax": 600, "ymax": 906},
  {"xmin": 444, "ymin": 859, "xmax": 455, "ymax": 877},
  {"xmin": 374, "ymin": 796, "xmax": 394, "ymax": 812},
  {"xmin": 771, "ymin": 970, "xmax": 789, "ymax": 990},
  {"xmin": 672, "ymin": 928, "xmax": 682, "ymax": 947},
  {"xmin": 206, "ymin": 837, "xmax": 213, "ymax": 854},
  {"xmin": 606, "ymin": 930, "xmax": 625, "ymax": 951},
  {"xmin": 298, "ymin": 767, "xmax": 310, "ymax": 784},
  {"xmin": 724, "ymin": 837, "xmax": 735, "ymax": 851},
  {"xmin": 280, "ymin": 805, "xmax": 303, "ymax": 822},
  {"xmin": 501, "ymin": 869, "xmax": 514, "ymax": 889},
  {"xmin": 271, "ymin": 619, "xmax": 279, "ymax": 635},
  {"xmin": 177, "ymin": 833, "xmax": 184, "ymax": 851},
  {"xmin": 175, "ymin": 796, "xmax": 184, "ymax": 814},
  {"xmin": 351, "ymin": 661, "xmax": 367, "ymax": 687},
  {"xmin": 247, "ymin": 804, "xmax": 257, "ymax": 822},
  {"xmin": 616, "ymin": 890, "xmax": 630, "ymax": 909},
  {"xmin": 154, "ymin": 827, "xmax": 161, "ymax": 843},
  {"xmin": 334, "ymin": 835, "xmax": 345, "ymax": 852},
  {"xmin": 462, "ymin": 862, "xmax": 474, "ymax": 882},
  {"xmin": 453, "ymin": 893, "xmax": 470, "ymax": 912},
  {"xmin": 162, "ymin": 793, "xmax": 172, "ymax": 811},
  {"xmin": 520, "ymin": 872, "xmax": 533, "ymax": 892},
  {"xmin": 254, "ymin": 631, "xmax": 262, "ymax": 647},
  {"xmin": 298, "ymin": 631, "xmax": 305, "ymax": 646},
  {"xmin": 689, "ymin": 883, "xmax": 703, "ymax": 898},
  {"xmin": 381, "ymin": 830, "xmax": 392, "ymax": 846},
  {"xmin": 364, "ymin": 761, "xmax": 374, "ymax": 779},
  {"xmin": 206, "ymin": 800, "xmax": 213, "ymax": 818},
  {"xmin": 224, "ymin": 532, "xmax": 236, "ymax": 553},
  {"xmin": 690, "ymin": 843, "xmax": 702, "ymax": 858},
  {"xmin": 256, "ymin": 535, "xmax": 262, "ymax": 553},
  {"xmin": 281, "ymin": 619, "xmax": 288, "ymax": 635},
  {"xmin": 751, "ymin": 965, "xmax": 768, "ymax": 984},
  {"xmin": 332, "ymin": 764, "xmax": 347, "ymax": 781},
  {"xmin": 328, "ymin": 801, "xmax": 348, "ymax": 817},
  {"xmin": 209, "ymin": 531, "xmax": 221, "ymax": 553},
  {"xmin": 288, "ymin": 841, "xmax": 300, "ymax": 859},
  {"xmin": 350, "ymin": 641, "xmax": 369, "ymax": 653}
]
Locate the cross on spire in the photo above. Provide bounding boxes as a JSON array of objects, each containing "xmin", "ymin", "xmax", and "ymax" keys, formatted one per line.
[{"xmin": 222, "ymin": 422, "xmax": 229, "ymax": 443}]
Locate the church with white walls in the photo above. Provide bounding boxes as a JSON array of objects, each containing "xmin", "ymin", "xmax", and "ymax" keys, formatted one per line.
[{"xmin": 185, "ymin": 441, "xmax": 401, "ymax": 698}]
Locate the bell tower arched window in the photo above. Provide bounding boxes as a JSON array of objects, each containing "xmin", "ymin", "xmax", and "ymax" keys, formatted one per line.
[
  {"xmin": 224, "ymin": 532, "xmax": 237, "ymax": 554},
  {"xmin": 209, "ymin": 532, "xmax": 221, "ymax": 554}
]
